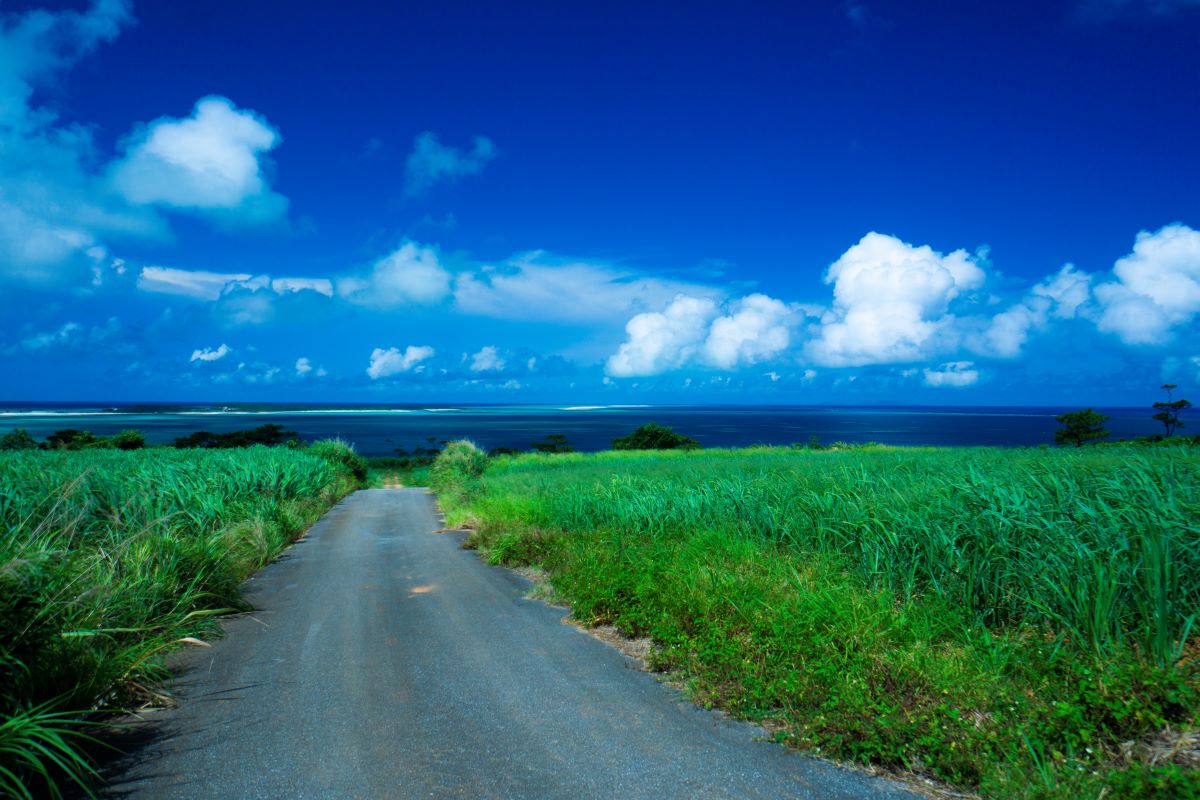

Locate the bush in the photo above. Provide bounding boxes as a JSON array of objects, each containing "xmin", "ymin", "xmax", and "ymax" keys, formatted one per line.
[
  {"xmin": 611, "ymin": 422, "xmax": 700, "ymax": 451},
  {"xmin": 431, "ymin": 439, "xmax": 488, "ymax": 489},
  {"xmin": 110, "ymin": 430, "xmax": 146, "ymax": 450},
  {"xmin": 307, "ymin": 438, "xmax": 368, "ymax": 483},
  {"xmin": 41, "ymin": 429, "xmax": 100, "ymax": 450},
  {"xmin": 0, "ymin": 429, "xmax": 38, "ymax": 450}
]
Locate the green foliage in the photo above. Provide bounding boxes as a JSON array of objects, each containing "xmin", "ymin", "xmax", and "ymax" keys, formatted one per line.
[
  {"xmin": 307, "ymin": 438, "xmax": 368, "ymax": 483},
  {"xmin": 109, "ymin": 429, "xmax": 146, "ymax": 451},
  {"xmin": 0, "ymin": 446, "xmax": 359, "ymax": 795},
  {"xmin": 431, "ymin": 439, "xmax": 488, "ymax": 489},
  {"xmin": 611, "ymin": 422, "xmax": 700, "ymax": 451},
  {"xmin": 0, "ymin": 429, "xmax": 37, "ymax": 451},
  {"xmin": 41, "ymin": 429, "xmax": 100, "ymax": 450},
  {"xmin": 1054, "ymin": 408, "xmax": 1111, "ymax": 447},
  {"xmin": 1153, "ymin": 384, "xmax": 1192, "ymax": 438},
  {"xmin": 173, "ymin": 423, "xmax": 299, "ymax": 448},
  {"xmin": 435, "ymin": 443, "xmax": 1200, "ymax": 797},
  {"xmin": 531, "ymin": 433, "xmax": 574, "ymax": 453},
  {"xmin": 1103, "ymin": 763, "xmax": 1200, "ymax": 799}
]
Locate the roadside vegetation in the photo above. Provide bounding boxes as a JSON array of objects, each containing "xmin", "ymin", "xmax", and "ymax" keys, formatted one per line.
[
  {"xmin": 432, "ymin": 439, "xmax": 1200, "ymax": 799},
  {"xmin": 0, "ymin": 440, "xmax": 366, "ymax": 797}
]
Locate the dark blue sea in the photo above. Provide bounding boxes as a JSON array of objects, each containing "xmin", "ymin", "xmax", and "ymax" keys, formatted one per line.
[{"xmin": 0, "ymin": 402, "xmax": 1167, "ymax": 457}]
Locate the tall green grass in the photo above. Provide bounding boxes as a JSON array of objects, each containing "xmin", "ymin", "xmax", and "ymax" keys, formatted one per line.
[
  {"xmin": 435, "ymin": 442, "xmax": 1200, "ymax": 798},
  {"xmin": 0, "ymin": 443, "xmax": 363, "ymax": 797}
]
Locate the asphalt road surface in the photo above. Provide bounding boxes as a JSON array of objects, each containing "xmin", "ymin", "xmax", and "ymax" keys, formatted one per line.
[{"xmin": 98, "ymin": 488, "xmax": 917, "ymax": 799}]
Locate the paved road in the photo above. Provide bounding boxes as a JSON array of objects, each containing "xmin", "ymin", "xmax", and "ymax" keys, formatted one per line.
[{"xmin": 99, "ymin": 488, "xmax": 917, "ymax": 799}]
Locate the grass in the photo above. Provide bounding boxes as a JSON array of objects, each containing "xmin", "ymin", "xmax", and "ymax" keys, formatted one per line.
[
  {"xmin": 0, "ymin": 441, "xmax": 364, "ymax": 797},
  {"xmin": 433, "ymin": 441, "xmax": 1200, "ymax": 798}
]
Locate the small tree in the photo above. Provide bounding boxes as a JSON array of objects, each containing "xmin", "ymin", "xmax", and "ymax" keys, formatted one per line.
[
  {"xmin": 110, "ymin": 430, "xmax": 147, "ymax": 450},
  {"xmin": 42, "ymin": 429, "xmax": 100, "ymax": 450},
  {"xmin": 1152, "ymin": 384, "xmax": 1192, "ymax": 437},
  {"xmin": 611, "ymin": 422, "xmax": 700, "ymax": 451},
  {"xmin": 0, "ymin": 428, "xmax": 38, "ymax": 450},
  {"xmin": 531, "ymin": 434, "xmax": 574, "ymax": 453},
  {"xmin": 1054, "ymin": 409, "xmax": 1111, "ymax": 447}
]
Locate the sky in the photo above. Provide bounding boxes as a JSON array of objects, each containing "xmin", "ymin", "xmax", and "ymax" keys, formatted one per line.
[{"xmin": 0, "ymin": 0, "xmax": 1198, "ymax": 405}]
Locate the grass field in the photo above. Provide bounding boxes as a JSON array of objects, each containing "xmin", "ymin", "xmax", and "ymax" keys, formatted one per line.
[
  {"xmin": 433, "ymin": 442, "xmax": 1200, "ymax": 799},
  {"xmin": 0, "ymin": 441, "xmax": 365, "ymax": 798}
]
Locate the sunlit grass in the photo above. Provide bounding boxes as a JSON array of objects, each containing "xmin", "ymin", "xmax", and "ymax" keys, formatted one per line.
[
  {"xmin": 436, "ymin": 442, "xmax": 1200, "ymax": 798},
  {"xmin": 0, "ymin": 443, "xmax": 363, "ymax": 797}
]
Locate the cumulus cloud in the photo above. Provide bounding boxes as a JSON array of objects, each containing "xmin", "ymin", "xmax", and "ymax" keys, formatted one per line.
[
  {"xmin": 455, "ymin": 254, "xmax": 719, "ymax": 323},
  {"xmin": 606, "ymin": 292, "xmax": 803, "ymax": 377},
  {"xmin": 973, "ymin": 264, "xmax": 1093, "ymax": 358},
  {"xmin": 367, "ymin": 345, "xmax": 435, "ymax": 379},
  {"xmin": 109, "ymin": 96, "xmax": 287, "ymax": 223},
  {"xmin": 923, "ymin": 361, "xmax": 979, "ymax": 387},
  {"xmin": 404, "ymin": 132, "xmax": 496, "ymax": 197},
  {"xmin": 469, "ymin": 346, "xmax": 505, "ymax": 372},
  {"xmin": 606, "ymin": 295, "xmax": 719, "ymax": 377},
  {"xmin": 806, "ymin": 232, "xmax": 986, "ymax": 367},
  {"xmin": 703, "ymin": 294, "xmax": 795, "ymax": 369},
  {"xmin": 1094, "ymin": 224, "xmax": 1200, "ymax": 345},
  {"xmin": 338, "ymin": 241, "xmax": 451, "ymax": 307},
  {"xmin": 190, "ymin": 343, "xmax": 230, "ymax": 362}
]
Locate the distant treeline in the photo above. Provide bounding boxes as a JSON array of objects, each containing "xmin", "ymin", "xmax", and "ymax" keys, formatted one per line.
[{"xmin": 0, "ymin": 423, "xmax": 300, "ymax": 451}]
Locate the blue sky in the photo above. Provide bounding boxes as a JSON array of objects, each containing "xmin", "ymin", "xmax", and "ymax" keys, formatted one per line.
[{"xmin": 1, "ymin": 0, "xmax": 1198, "ymax": 405}]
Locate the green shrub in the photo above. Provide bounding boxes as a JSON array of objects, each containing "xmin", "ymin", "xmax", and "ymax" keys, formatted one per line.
[
  {"xmin": 0, "ymin": 429, "xmax": 37, "ymax": 451},
  {"xmin": 110, "ymin": 429, "xmax": 146, "ymax": 450},
  {"xmin": 611, "ymin": 422, "xmax": 700, "ymax": 450},
  {"xmin": 308, "ymin": 438, "xmax": 368, "ymax": 483},
  {"xmin": 431, "ymin": 440, "xmax": 488, "ymax": 489}
]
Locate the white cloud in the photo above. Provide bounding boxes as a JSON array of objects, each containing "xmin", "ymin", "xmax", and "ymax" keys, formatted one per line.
[
  {"xmin": 469, "ymin": 346, "xmax": 505, "ymax": 372},
  {"xmin": 1094, "ymin": 224, "xmax": 1200, "ymax": 345},
  {"xmin": 295, "ymin": 357, "xmax": 312, "ymax": 376},
  {"xmin": 109, "ymin": 96, "xmax": 287, "ymax": 223},
  {"xmin": 455, "ymin": 254, "xmax": 719, "ymax": 323},
  {"xmin": 367, "ymin": 345, "xmax": 435, "ymax": 379},
  {"xmin": 805, "ymin": 232, "xmax": 986, "ymax": 367},
  {"xmin": 0, "ymin": 0, "xmax": 162, "ymax": 284},
  {"xmin": 971, "ymin": 263, "xmax": 1094, "ymax": 358},
  {"xmin": 338, "ymin": 241, "xmax": 451, "ymax": 307},
  {"xmin": 190, "ymin": 343, "xmax": 230, "ymax": 363},
  {"xmin": 703, "ymin": 294, "xmax": 795, "ymax": 369},
  {"xmin": 138, "ymin": 266, "xmax": 334, "ymax": 313},
  {"xmin": 404, "ymin": 131, "xmax": 496, "ymax": 197},
  {"xmin": 138, "ymin": 266, "xmax": 252, "ymax": 300},
  {"xmin": 272, "ymin": 277, "xmax": 333, "ymax": 296},
  {"xmin": 923, "ymin": 361, "xmax": 979, "ymax": 387},
  {"xmin": 606, "ymin": 295, "xmax": 720, "ymax": 377},
  {"xmin": 606, "ymin": 292, "xmax": 802, "ymax": 377}
]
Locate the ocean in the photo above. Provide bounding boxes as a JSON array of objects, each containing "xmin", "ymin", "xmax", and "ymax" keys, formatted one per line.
[{"xmin": 0, "ymin": 402, "xmax": 1166, "ymax": 456}]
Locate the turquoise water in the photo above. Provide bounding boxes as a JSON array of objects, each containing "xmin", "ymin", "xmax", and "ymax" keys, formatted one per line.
[{"xmin": 0, "ymin": 402, "xmax": 1165, "ymax": 456}]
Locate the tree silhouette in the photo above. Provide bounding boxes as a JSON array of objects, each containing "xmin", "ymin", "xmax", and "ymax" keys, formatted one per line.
[
  {"xmin": 1054, "ymin": 409, "xmax": 1110, "ymax": 447},
  {"xmin": 1152, "ymin": 383, "xmax": 1191, "ymax": 437}
]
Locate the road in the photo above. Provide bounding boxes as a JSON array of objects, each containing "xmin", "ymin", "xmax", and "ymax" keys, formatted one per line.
[{"xmin": 98, "ymin": 488, "xmax": 917, "ymax": 799}]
